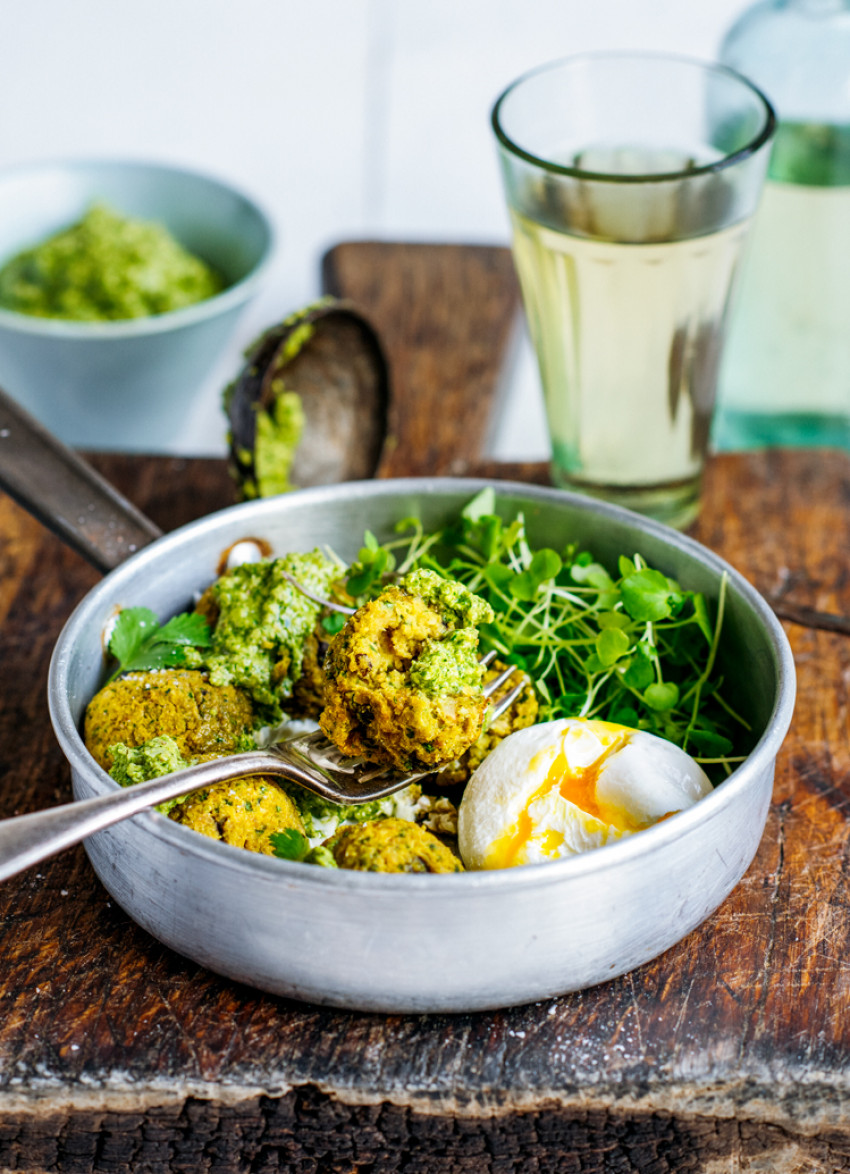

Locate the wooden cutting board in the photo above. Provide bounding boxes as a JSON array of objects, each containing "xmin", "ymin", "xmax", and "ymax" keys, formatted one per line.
[{"xmin": 0, "ymin": 241, "xmax": 849, "ymax": 1173}]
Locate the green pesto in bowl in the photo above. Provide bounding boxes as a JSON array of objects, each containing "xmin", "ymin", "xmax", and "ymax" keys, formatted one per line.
[{"xmin": 0, "ymin": 202, "xmax": 225, "ymax": 322}]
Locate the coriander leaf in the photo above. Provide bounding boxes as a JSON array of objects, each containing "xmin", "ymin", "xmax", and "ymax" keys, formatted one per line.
[
  {"xmin": 269, "ymin": 828, "xmax": 310, "ymax": 861},
  {"xmin": 483, "ymin": 563, "xmax": 514, "ymax": 592},
  {"xmin": 156, "ymin": 612, "xmax": 212, "ymax": 648},
  {"xmin": 608, "ymin": 703, "xmax": 640, "ymax": 727},
  {"xmin": 107, "ymin": 608, "xmax": 210, "ymax": 681},
  {"xmin": 346, "ymin": 544, "xmax": 393, "ymax": 596},
  {"xmin": 108, "ymin": 607, "xmax": 159, "ymax": 667},
  {"xmin": 510, "ymin": 551, "xmax": 561, "ymax": 601},
  {"xmin": 478, "ymin": 516, "xmax": 503, "ymax": 561},
  {"xmin": 620, "ymin": 568, "xmax": 675, "ymax": 621},
  {"xmin": 531, "ymin": 548, "xmax": 562, "ymax": 582}
]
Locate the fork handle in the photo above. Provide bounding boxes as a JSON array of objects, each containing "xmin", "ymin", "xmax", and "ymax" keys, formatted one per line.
[
  {"xmin": 0, "ymin": 753, "xmax": 284, "ymax": 883},
  {"xmin": 0, "ymin": 386, "xmax": 163, "ymax": 573},
  {"xmin": 0, "ymin": 747, "xmax": 419, "ymax": 884}
]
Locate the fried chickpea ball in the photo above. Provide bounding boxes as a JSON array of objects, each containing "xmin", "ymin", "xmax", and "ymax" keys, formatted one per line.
[
  {"xmin": 324, "ymin": 817, "xmax": 463, "ymax": 873},
  {"xmin": 319, "ymin": 585, "xmax": 488, "ymax": 772},
  {"xmin": 84, "ymin": 669, "xmax": 255, "ymax": 772},
  {"xmin": 289, "ymin": 626, "xmax": 331, "ymax": 719},
  {"xmin": 434, "ymin": 663, "xmax": 539, "ymax": 788},
  {"xmin": 169, "ymin": 777, "xmax": 305, "ymax": 855}
]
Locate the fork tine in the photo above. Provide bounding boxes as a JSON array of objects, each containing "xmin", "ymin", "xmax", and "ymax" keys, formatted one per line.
[
  {"xmin": 488, "ymin": 677, "xmax": 526, "ymax": 723},
  {"xmin": 257, "ymin": 649, "xmax": 531, "ymax": 805},
  {"xmin": 483, "ymin": 662, "xmax": 519, "ymax": 697}
]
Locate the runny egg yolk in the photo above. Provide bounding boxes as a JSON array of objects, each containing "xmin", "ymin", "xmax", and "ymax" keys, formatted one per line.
[{"xmin": 482, "ymin": 719, "xmax": 659, "ymax": 869}]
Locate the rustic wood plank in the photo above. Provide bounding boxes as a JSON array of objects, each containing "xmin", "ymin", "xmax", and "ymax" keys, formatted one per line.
[
  {"xmin": 1, "ymin": 448, "xmax": 849, "ymax": 1172},
  {"xmin": 1, "ymin": 240, "xmax": 850, "ymax": 1171}
]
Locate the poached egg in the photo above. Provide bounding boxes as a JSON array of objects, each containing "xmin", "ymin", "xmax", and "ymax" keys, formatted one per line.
[{"xmin": 457, "ymin": 718, "xmax": 712, "ymax": 870}]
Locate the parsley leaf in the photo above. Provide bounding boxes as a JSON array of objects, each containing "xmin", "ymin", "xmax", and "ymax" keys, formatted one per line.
[{"xmin": 107, "ymin": 607, "xmax": 211, "ymax": 682}]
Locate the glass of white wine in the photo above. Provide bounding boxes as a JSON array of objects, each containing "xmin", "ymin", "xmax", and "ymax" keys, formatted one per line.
[{"xmin": 492, "ymin": 53, "xmax": 775, "ymax": 528}]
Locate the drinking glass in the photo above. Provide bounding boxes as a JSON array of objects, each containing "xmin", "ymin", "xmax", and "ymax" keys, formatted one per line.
[{"xmin": 492, "ymin": 52, "xmax": 775, "ymax": 528}]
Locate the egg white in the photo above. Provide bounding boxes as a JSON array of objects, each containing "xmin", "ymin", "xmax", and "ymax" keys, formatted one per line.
[{"xmin": 457, "ymin": 718, "xmax": 712, "ymax": 870}]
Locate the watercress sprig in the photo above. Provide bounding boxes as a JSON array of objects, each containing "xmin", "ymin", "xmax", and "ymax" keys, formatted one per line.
[{"xmin": 348, "ymin": 488, "xmax": 746, "ymax": 775}]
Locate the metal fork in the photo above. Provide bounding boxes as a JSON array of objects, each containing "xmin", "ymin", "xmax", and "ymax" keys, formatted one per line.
[{"xmin": 0, "ymin": 655, "xmax": 525, "ymax": 882}]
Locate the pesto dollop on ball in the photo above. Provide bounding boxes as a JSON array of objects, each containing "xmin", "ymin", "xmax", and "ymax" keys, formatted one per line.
[{"xmin": 319, "ymin": 569, "xmax": 495, "ymax": 772}]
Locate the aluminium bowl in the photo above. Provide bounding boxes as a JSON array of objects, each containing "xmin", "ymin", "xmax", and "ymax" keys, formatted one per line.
[
  {"xmin": 0, "ymin": 158, "xmax": 274, "ymax": 451},
  {"xmin": 48, "ymin": 479, "xmax": 795, "ymax": 1014}
]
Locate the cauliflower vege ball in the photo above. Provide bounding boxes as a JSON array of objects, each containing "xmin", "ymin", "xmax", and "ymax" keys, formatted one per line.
[
  {"xmin": 324, "ymin": 818, "xmax": 463, "ymax": 873},
  {"xmin": 319, "ymin": 575, "xmax": 493, "ymax": 772},
  {"xmin": 435, "ymin": 661, "xmax": 538, "ymax": 788},
  {"xmin": 169, "ymin": 777, "xmax": 305, "ymax": 855},
  {"xmin": 84, "ymin": 669, "xmax": 255, "ymax": 772}
]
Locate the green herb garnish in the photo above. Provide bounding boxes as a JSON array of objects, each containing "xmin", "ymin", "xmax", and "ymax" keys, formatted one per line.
[
  {"xmin": 320, "ymin": 612, "xmax": 347, "ymax": 636},
  {"xmin": 269, "ymin": 828, "xmax": 310, "ymax": 861},
  {"xmin": 107, "ymin": 606, "xmax": 211, "ymax": 682},
  {"xmin": 345, "ymin": 530, "xmax": 396, "ymax": 597}
]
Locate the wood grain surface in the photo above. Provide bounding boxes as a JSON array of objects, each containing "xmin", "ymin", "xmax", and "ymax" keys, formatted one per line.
[
  {"xmin": 0, "ymin": 243, "xmax": 849, "ymax": 1173},
  {"xmin": 322, "ymin": 242, "xmax": 521, "ymax": 478}
]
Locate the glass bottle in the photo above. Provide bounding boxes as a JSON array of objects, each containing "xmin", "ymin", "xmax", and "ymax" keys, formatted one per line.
[{"xmin": 714, "ymin": 0, "xmax": 850, "ymax": 450}]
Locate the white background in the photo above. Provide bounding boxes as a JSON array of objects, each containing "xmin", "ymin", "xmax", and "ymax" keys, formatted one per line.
[{"xmin": 0, "ymin": 0, "xmax": 752, "ymax": 457}]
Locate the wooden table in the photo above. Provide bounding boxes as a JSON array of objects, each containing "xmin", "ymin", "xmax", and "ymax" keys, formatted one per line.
[{"xmin": 1, "ymin": 244, "xmax": 849, "ymax": 1173}]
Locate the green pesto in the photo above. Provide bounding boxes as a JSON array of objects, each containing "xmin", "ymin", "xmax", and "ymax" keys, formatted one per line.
[
  {"xmin": 108, "ymin": 735, "xmax": 192, "ymax": 815},
  {"xmin": 278, "ymin": 780, "xmax": 422, "ymax": 843},
  {"xmin": 409, "ymin": 628, "xmax": 483, "ymax": 696},
  {"xmin": 400, "ymin": 568, "xmax": 494, "ymax": 629},
  {"xmin": 275, "ymin": 318, "xmax": 316, "ymax": 365},
  {"xmin": 190, "ymin": 550, "xmax": 338, "ymax": 719},
  {"xmin": 0, "ymin": 203, "xmax": 225, "ymax": 321},
  {"xmin": 248, "ymin": 388, "xmax": 305, "ymax": 498},
  {"xmin": 302, "ymin": 844, "xmax": 339, "ymax": 868}
]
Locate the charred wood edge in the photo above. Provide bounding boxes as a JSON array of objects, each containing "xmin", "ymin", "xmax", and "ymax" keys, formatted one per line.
[
  {"xmin": 1, "ymin": 1087, "xmax": 850, "ymax": 1174},
  {"xmin": 2, "ymin": 1076, "xmax": 850, "ymax": 1132}
]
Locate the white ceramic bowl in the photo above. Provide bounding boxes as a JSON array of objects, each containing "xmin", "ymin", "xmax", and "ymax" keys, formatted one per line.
[
  {"xmin": 0, "ymin": 158, "xmax": 274, "ymax": 450},
  {"xmin": 48, "ymin": 479, "xmax": 796, "ymax": 1013}
]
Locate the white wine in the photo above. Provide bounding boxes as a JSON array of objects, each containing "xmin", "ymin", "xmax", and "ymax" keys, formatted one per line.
[
  {"xmin": 509, "ymin": 208, "xmax": 750, "ymax": 525},
  {"xmin": 493, "ymin": 55, "xmax": 773, "ymax": 527}
]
